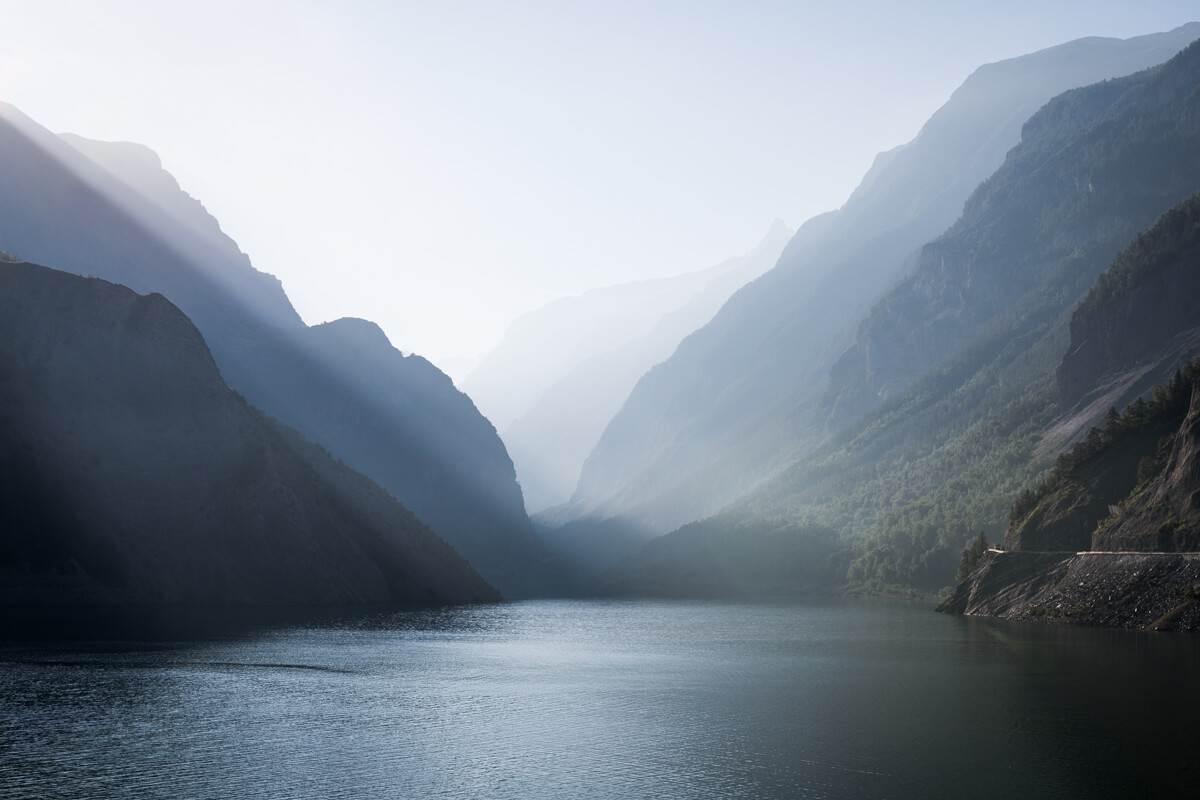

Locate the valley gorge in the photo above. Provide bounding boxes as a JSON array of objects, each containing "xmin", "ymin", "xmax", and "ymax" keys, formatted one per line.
[
  {"xmin": 8, "ymin": 11, "xmax": 1200, "ymax": 800},
  {"xmin": 3, "ymin": 24, "xmax": 1200, "ymax": 633}
]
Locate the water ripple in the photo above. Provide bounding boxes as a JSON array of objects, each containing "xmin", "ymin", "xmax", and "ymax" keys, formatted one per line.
[{"xmin": 1, "ymin": 599, "xmax": 1197, "ymax": 799}]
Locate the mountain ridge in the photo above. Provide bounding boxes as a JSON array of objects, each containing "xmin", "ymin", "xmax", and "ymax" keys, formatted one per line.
[
  {"xmin": 559, "ymin": 24, "xmax": 1200, "ymax": 543},
  {"xmin": 0, "ymin": 103, "xmax": 562, "ymax": 598},
  {"xmin": 0, "ymin": 261, "xmax": 499, "ymax": 610},
  {"xmin": 602, "ymin": 30, "xmax": 1200, "ymax": 598},
  {"xmin": 485, "ymin": 221, "xmax": 791, "ymax": 512}
]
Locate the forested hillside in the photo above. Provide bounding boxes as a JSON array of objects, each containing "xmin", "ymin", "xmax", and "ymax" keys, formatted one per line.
[
  {"xmin": 1004, "ymin": 358, "xmax": 1200, "ymax": 553},
  {"xmin": 941, "ymin": 362, "xmax": 1200, "ymax": 629},
  {"xmin": 607, "ymin": 38, "xmax": 1200, "ymax": 597},
  {"xmin": 558, "ymin": 25, "xmax": 1199, "ymax": 544}
]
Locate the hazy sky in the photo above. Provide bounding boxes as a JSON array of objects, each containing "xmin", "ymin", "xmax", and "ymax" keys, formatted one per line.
[{"xmin": 1, "ymin": 1, "xmax": 1197, "ymax": 366}]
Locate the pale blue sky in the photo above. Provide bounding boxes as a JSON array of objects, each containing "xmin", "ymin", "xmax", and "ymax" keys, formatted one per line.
[{"xmin": 1, "ymin": 1, "xmax": 1197, "ymax": 364}]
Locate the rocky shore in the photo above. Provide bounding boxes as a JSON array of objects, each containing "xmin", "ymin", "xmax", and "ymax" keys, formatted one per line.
[{"xmin": 937, "ymin": 550, "xmax": 1200, "ymax": 631}]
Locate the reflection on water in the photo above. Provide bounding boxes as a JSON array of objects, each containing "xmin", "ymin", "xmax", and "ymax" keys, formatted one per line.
[{"xmin": 1, "ymin": 599, "xmax": 1197, "ymax": 799}]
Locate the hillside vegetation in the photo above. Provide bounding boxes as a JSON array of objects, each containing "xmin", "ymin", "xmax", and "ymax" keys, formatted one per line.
[
  {"xmin": 559, "ymin": 27, "xmax": 1200, "ymax": 544},
  {"xmin": 608, "ymin": 39, "xmax": 1200, "ymax": 597}
]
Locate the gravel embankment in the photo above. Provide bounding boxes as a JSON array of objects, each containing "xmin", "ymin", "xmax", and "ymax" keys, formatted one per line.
[{"xmin": 937, "ymin": 550, "xmax": 1200, "ymax": 631}]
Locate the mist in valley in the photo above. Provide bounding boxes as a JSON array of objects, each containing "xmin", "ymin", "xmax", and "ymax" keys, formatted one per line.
[{"xmin": 4, "ymin": 4, "xmax": 1200, "ymax": 797}]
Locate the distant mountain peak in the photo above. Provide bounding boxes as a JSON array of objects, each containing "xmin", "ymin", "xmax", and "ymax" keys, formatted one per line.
[{"xmin": 762, "ymin": 217, "xmax": 792, "ymax": 244}]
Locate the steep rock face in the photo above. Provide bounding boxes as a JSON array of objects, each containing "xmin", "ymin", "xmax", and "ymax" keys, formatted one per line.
[
  {"xmin": 1096, "ymin": 385, "xmax": 1200, "ymax": 551},
  {"xmin": 0, "ymin": 263, "xmax": 498, "ymax": 607},
  {"xmin": 0, "ymin": 110, "xmax": 300, "ymax": 334},
  {"xmin": 1004, "ymin": 429, "xmax": 1165, "ymax": 552},
  {"xmin": 564, "ymin": 25, "xmax": 1200, "ymax": 538},
  {"xmin": 944, "ymin": 369, "xmax": 1200, "ymax": 627},
  {"xmin": 56, "ymin": 134, "xmax": 301, "ymax": 331},
  {"xmin": 1002, "ymin": 192, "xmax": 1200, "ymax": 554},
  {"xmin": 1053, "ymin": 193, "xmax": 1200, "ymax": 434},
  {"xmin": 249, "ymin": 317, "xmax": 546, "ymax": 591},
  {"xmin": 0, "ymin": 104, "xmax": 558, "ymax": 597},
  {"xmin": 992, "ymin": 191, "xmax": 1200, "ymax": 555},
  {"xmin": 606, "ymin": 32, "xmax": 1200, "ymax": 596},
  {"xmin": 828, "ymin": 39, "xmax": 1200, "ymax": 423}
]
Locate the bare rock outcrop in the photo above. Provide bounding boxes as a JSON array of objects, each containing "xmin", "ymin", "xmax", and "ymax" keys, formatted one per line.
[
  {"xmin": 1096, "ymin": 385, "xmax": 1200, "ymax": 551},
  {"xmin": 939, "ymin": 551, "xmax": 1200, "ymax": 631}
]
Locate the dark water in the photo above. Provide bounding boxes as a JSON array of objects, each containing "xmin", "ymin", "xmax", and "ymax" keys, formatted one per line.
[{"xmin": 1, "ymin": 599, "xmax": 1198, "ymax": 799}]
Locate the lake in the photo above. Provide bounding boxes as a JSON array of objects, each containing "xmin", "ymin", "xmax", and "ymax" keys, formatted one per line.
[{"xmin": 1, "ymin": 598, "xmax": 1197, "ymax": 799}]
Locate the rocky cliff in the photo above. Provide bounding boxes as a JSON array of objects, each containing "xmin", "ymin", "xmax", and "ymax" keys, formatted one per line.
[
  {"xmin": 0, "ymin": 263, "xmax": 499, "ymax": 609},
  {"xmin": 1096, "ymin": 384, "xmax": 1200, "ymax": 552},
  {"xmin": 942, "ymin": 186, "xmax": 1200, "ymax": 627},
  {"xmin": 1000, "ymin": 192, "xmax": 1200, "ymax": 554},
  {"xmin": 1003, "ymin": 426, "xmax": 1168, "ymax": 552},
  {"xmin": 1048, "ymin": 193, "xmax": 1200, "ymax": 448},
  {"xmin": 561, "ymin": 25, "xmax": 1200, "ymax": 541},
  {"xmin": 0, "ymin": 103, "xmax": 561, "ymax": 598},
  {"xmin": 828, "ymin": 41, "xmax": 1200, "ymax": 423},
  {"xmin": 943, "ymin": 376, "xmax": 1200, "ymax": 628},
  {"xmin": 602, "ymin": 32, "xmax": 1200, "ymax": 597}
]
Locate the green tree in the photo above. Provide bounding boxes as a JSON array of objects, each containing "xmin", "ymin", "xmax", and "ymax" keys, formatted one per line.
[{"xmin": 955, "ymin": 531, "xmax": 990, "ymax": 583}]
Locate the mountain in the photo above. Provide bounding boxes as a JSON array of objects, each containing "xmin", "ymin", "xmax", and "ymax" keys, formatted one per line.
[
  {"xmin": 939, "ymin": 195, "xmax": 1200, "ymax": 629},
  {"xmin": 1097, "ymin": 379, "xmax": 1200, "ymax": 554},
  {"xmin": 0, "ymin": 103, "xmax": 563, "ymax": 598},
  {"xmin": 1052, "ymin": 192, "xmax": 1200, "ymax": 435},
  {"xmin": 558, "ymin": 24, "xmax": 1200, "ymax": 542},
  {"xmin": 1003, "ymin": 204, "xmax": 1200, "ymax": 552},
  {"xmin": 824, "ymin": 48, "xmax": 1200, "ymax": 424},
  {"xmin": 940, "ymin": 365, "xmax": 1200, "ymax": 631},
  {"xmin": 471, "ymin": 221, "xmax": 790, "ymax": 513},
  {"xmin": 604, "ymin": 32, "xmax": 1200, "ymax": 598},
  {"xmin": 464, "ymin": 221, "xmax": 789, "ymax": 433},
  {"xmin": 1004, "ymin": 359, "xmax": 1200, "ymax": 556},
  {"xmin": 0, "ymin": 262, "xmax": 498, "ymax": 609}
]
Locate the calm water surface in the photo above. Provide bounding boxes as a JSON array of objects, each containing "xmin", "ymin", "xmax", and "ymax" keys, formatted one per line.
[{"xmin": 1, "ymin": 598, "xmax": 1197, "ymax": 799}]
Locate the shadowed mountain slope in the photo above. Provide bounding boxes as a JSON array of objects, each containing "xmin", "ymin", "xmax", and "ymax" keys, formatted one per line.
[
  {"xmin": 0, "ymin": 262, "xmax": 498, "ymax": 608},
  {"xmin": 0, "ymin": 103, "xmax": 563, "ymax": 598},
  {"xmin": 985, "ymin": 193, "xmax": 1200, "ymax": 556},
  {"xmin": 1002, "ymin": 360, "xmax": 1200, "ymax": 556},
  {"xmin": 1049, "ymin": 192, "xmax": 1200, "ymax": 440}
]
